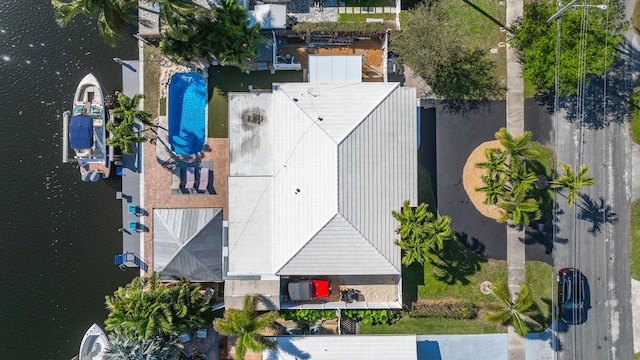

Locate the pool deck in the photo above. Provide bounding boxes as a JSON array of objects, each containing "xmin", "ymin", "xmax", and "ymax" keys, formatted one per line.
[{"xmin": 142, "ymin": 136, "xmax": 229, "ymax": 271}]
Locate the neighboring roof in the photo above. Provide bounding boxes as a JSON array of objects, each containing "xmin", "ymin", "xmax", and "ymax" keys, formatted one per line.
[
  {"xmin": 224, "ymin": 279, "xmax": 280, "ymax": 310},
  {"xmin": 263, "ymin": 335, "xmax": 418, "ymax": 360},
  {"xmin": 250, "ymin": 4, "xmax": 287, "ymax": 29},
  {"xmin": 309, "ymin": 55, "xmax": 362, "ymax": 83},
  {"xmin": 153, "ymin": 208, "xmax": 223, "ymax": 282},
  {"xmin": 69, "ymin": 115, "xmax": 93, "ymax": 149},
  {"xmin": 228, "ymin": 82, "xmax": 417, "ymax": 276}
]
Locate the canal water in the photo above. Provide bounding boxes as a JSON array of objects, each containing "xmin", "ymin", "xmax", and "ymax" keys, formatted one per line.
[{"xmin": 0, "ymin": 1, "xmax": 138, "ymax": 358}]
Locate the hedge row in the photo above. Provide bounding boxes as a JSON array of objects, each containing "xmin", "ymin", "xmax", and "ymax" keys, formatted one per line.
[{"xmin": 409, "ymin": 297, "xmax": 479, "ymax": 320}]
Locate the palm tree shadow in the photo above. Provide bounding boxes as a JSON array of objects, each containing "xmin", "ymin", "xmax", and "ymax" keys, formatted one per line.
[
  {"xmin": 524, "ymin": 203, "xmax": 569, "ymax": 254},
  {"xmin": 526, "ymin": 298, "xmax": 567, "ymax": 351},
  {"xmin": 577, "ymin": 193, "xmax": 618, "ymax": 235},
  {"xmin": 430, "ymin": 235, "xmax": 487, "ymax": 285},
  {"xmin": 264, "ymin": 338, "xmax": 310, "ymax": 360}
]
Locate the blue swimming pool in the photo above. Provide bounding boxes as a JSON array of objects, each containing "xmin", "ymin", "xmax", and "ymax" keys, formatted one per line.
[{"xmin": 168, "ymin": 72, "xmax": 206, "ymax": 155}]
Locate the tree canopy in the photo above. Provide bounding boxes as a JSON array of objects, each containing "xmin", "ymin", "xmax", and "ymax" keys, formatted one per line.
[
  {"xmin": 391, "ymin": 1, "xmax": 502, "ymax": 99},
  {"xmin": 213, "ymin": 295, "xmax": 278, "ymax": 360},
  {"xmin": 159, "ymin": 0, "xmax": 263, "ymax": 68},
  {"xmin": 392, "ymin": 200, "xmax": 455, "ymax": 266},
  {"xmin": 508, "ymin": 0, "xmax": 626, "ymax": 95},
  {"xmin": 105, "ymin": 273, "xmax": 210, "ymax": 341}
]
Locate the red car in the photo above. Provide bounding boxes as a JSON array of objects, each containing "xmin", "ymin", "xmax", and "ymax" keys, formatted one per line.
[{"xmin": 287, "ymin": 279, "xmax": 330, "ymax": 301}]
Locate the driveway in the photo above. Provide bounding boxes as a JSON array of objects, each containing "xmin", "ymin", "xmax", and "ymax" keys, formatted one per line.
[{"xmin": 430, "ymin": 99, "xmax": 554, "ymax": 263}]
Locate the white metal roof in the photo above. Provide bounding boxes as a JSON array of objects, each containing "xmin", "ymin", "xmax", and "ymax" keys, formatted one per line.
[
  {"xmin": 153, "ymin": 208, "xmax": 223, "ymax": 281},
  {"xmin": 309, "ymin": 55, "xmax": 363, "ymax": 83},
  {"xmin": 264, "ymin": 335, "xmax": 418, "ymax": 360},
  {"xmin": 228, "ymin": 83, "xmax": 417, "ymax": 276}
]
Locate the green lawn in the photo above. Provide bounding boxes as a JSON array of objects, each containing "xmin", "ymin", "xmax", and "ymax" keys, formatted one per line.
[
  {"xmin": 631, "ymin": 200, "xmax": 640, "ymax": 280},
  {"xmin": 359, "ymin": 316, "xmax": 502, "ymax": 335},
  {"xmin": 143, "ymin": 46, "xmax": 162, "ymax": 119},
  {"xmin": 630, "ymin": 89, "xmax": 640, "ymax": 144},
  {"xmin": 363, "ymin": 240, "xmax": 555, "ymax": 335},
  {"xmin": 206, "ymin": 66, "xmax": 303, "ymax": 138},
  {"xmin": 443, "ymin": 0, "xmax": 507, "ymax": 99}
]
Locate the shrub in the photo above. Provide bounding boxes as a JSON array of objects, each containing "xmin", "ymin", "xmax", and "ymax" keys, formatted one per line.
[
  {"xmin": 343, "ymin": 309, "xmax": 402, "ymax": 325},
  {"xmin": 409, "ymin": 298, "xmax": 479, "ymax": 320},
  {"xmin": 280, "ymin": 309, "xmax": 337, "ymax": 322}
]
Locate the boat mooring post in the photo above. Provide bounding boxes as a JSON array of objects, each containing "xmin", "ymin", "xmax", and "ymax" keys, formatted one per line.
[{"xmin": 62, "ymin": 110, "xmax": 70, "ymax": 163}]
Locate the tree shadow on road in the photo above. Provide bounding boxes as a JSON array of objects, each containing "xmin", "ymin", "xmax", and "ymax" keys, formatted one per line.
[
  {"xmin": 577, "ymin": 193, "xmax": 618, "ymax": 235},
  {"xmin": 559, "ymin": 38, "xmax": 640, "ymax": 130},
  {"xmin": 524, "ymin": 203, "xmax": 569, "ymax": 255}
]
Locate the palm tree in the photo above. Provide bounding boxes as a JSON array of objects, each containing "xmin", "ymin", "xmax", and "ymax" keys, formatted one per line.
[
  {"xmin": 51, "ymin": 0, "xmax": 138, "ymax": 47},
  {"xmin": 112, "ymin": 93, "xmax": 153, "ymax": 127},
  {"xmin": 107, "ymin": 93, "xmax": 154, "ymax": 154},
  {"xmin": 551, "ymin": 162, "xmax": 596, "ymax": 205},
  {"xmin": 392, "ymin": 200, "xmax": 429, "ymax": 244},
  {"xmin": 496, "ymin": 194, "xmax": 540, "ymax": 227},
  {"xmin": 105, "ymin": 273, "xmax": 210, "ymax": 341},
  {"xmin": 483, "ymin": 281, "xmax": 536, "ymax": 337},
  {"xmin": 476, "ymin": 174, "xmax": 507, "ymax": 205},
  {"xmin": 393, "ymin": 200, "xmax": 454, "ymax": 266},
  {"xmin": 425, "ymin": 214, "xmax": 455, "ymax": 252},
  {"xmin": 211, "ymin": 0, "xmax": 263, "ymax": 69},
  {"xmin": 213, "ymin": 295, "xmax": 278, "ymax": 360},
  {"xmin": 169, "ymin": 279, "xmax": 209, "ymax": 335},
  {"xmin": 475, "ymin": 147, "xmax": 507, "ymax": 179},
  {"xmin": 104, "ymin": 333, "xmax": 180, "ymax": 360},
  {"xmin": 495, "ymin": 127, "xmax": 539, "ymax": 161},
  {"xmin": 508, "ymin": 161, "xmax": 539, "ymax": 199},
  {"xmin": 107, "ymin": 120, "xmax": 146, "ymax": 154},
  {"xmin": 105, "ymin": 274, "xmax": 174, "ymax": 340}
]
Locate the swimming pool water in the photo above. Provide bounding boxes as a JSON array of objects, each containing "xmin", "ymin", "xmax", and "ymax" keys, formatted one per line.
[{"xmin": 168, "ymin": 72, "xmax": 206, "ymax": 155}]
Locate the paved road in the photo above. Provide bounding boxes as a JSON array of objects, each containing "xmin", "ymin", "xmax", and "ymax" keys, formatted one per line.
[{"xmin": 553, "ymin": 20, "xmax": 638, "ymax": 360}]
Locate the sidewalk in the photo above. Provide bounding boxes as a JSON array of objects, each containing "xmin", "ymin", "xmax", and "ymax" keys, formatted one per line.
[{"xmin": 505, "ymin": 0, "xmax": 525, "ymax": 357}]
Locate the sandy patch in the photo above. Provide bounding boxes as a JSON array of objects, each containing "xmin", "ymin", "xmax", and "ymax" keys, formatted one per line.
[{"xmin": 462, "ymin": 140, "xmax": 505, "ymax": 220}]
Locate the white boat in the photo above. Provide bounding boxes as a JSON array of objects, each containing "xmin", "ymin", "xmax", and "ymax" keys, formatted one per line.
[
  {"xmin": 79, "ymin": 323, "xmax": 109, "ymax": 360},
  {"xmin": 68, "ymin": 74, "xmax": 112, "ymax": 182}
]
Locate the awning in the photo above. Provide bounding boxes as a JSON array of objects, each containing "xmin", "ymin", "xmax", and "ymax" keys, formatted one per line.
[{"xmin": 69, "ymin": 115, "xmax": 93, "ymax": 149}]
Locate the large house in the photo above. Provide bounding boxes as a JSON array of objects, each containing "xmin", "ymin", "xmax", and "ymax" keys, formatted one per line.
[{"xmin": 224, "ymin": 82, "xmax": 418, "ymax": 310}]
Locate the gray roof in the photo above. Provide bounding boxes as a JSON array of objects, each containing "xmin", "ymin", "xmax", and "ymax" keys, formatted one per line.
[
  {"xmin": 228, "ymin": 82, "xmax": 417, "ymax": 276},
  {"xmin": 264, "ymin": 335, "xmax": 418, "ymax": 360},
  {"xmin": 153, "ymin": 208, "xmax": 223, "ymax": 282}
]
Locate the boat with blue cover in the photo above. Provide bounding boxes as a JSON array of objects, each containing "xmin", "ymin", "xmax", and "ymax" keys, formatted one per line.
[{"xmin": 68, "ymin": 74, "xmax": 112, "ymax": 182}]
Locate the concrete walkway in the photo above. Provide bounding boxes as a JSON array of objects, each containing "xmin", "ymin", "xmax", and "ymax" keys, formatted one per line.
[{"xmin": 505, "ymin": 0, "xmax": 525, "ymax": 358}]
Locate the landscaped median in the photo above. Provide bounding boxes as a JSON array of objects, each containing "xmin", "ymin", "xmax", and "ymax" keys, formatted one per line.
[{"xmin": 360, "ymin": 251, "xmax": 554, "ymax": 335}]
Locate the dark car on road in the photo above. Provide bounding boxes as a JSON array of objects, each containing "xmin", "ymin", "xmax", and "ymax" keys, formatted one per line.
[{"xmin": 557, "ymin": 268, "xmax": 588, "ymax": 325}]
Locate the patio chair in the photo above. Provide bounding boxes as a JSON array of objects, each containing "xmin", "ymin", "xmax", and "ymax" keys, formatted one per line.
[
  {"xmin": 197, "ymin": 328, "xmax": 207, "ymax": 339},
  {"xmin": 127, "ymin": 205, "xmax": 141, "ymax": 216},
  {"xmin": 184, "ymin": 167, "xmax": 195, "ymax": 190},
  {"xmin": 128, "ymin": 221, "xmax": 143, "ymax": 232},
  {"xmin": 171, "ymin": 167, "xmax": 181, "ymax": 190},
  {"xmin": 198, "ymin": 168, "xmax": 209, "ymax": 191}
]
